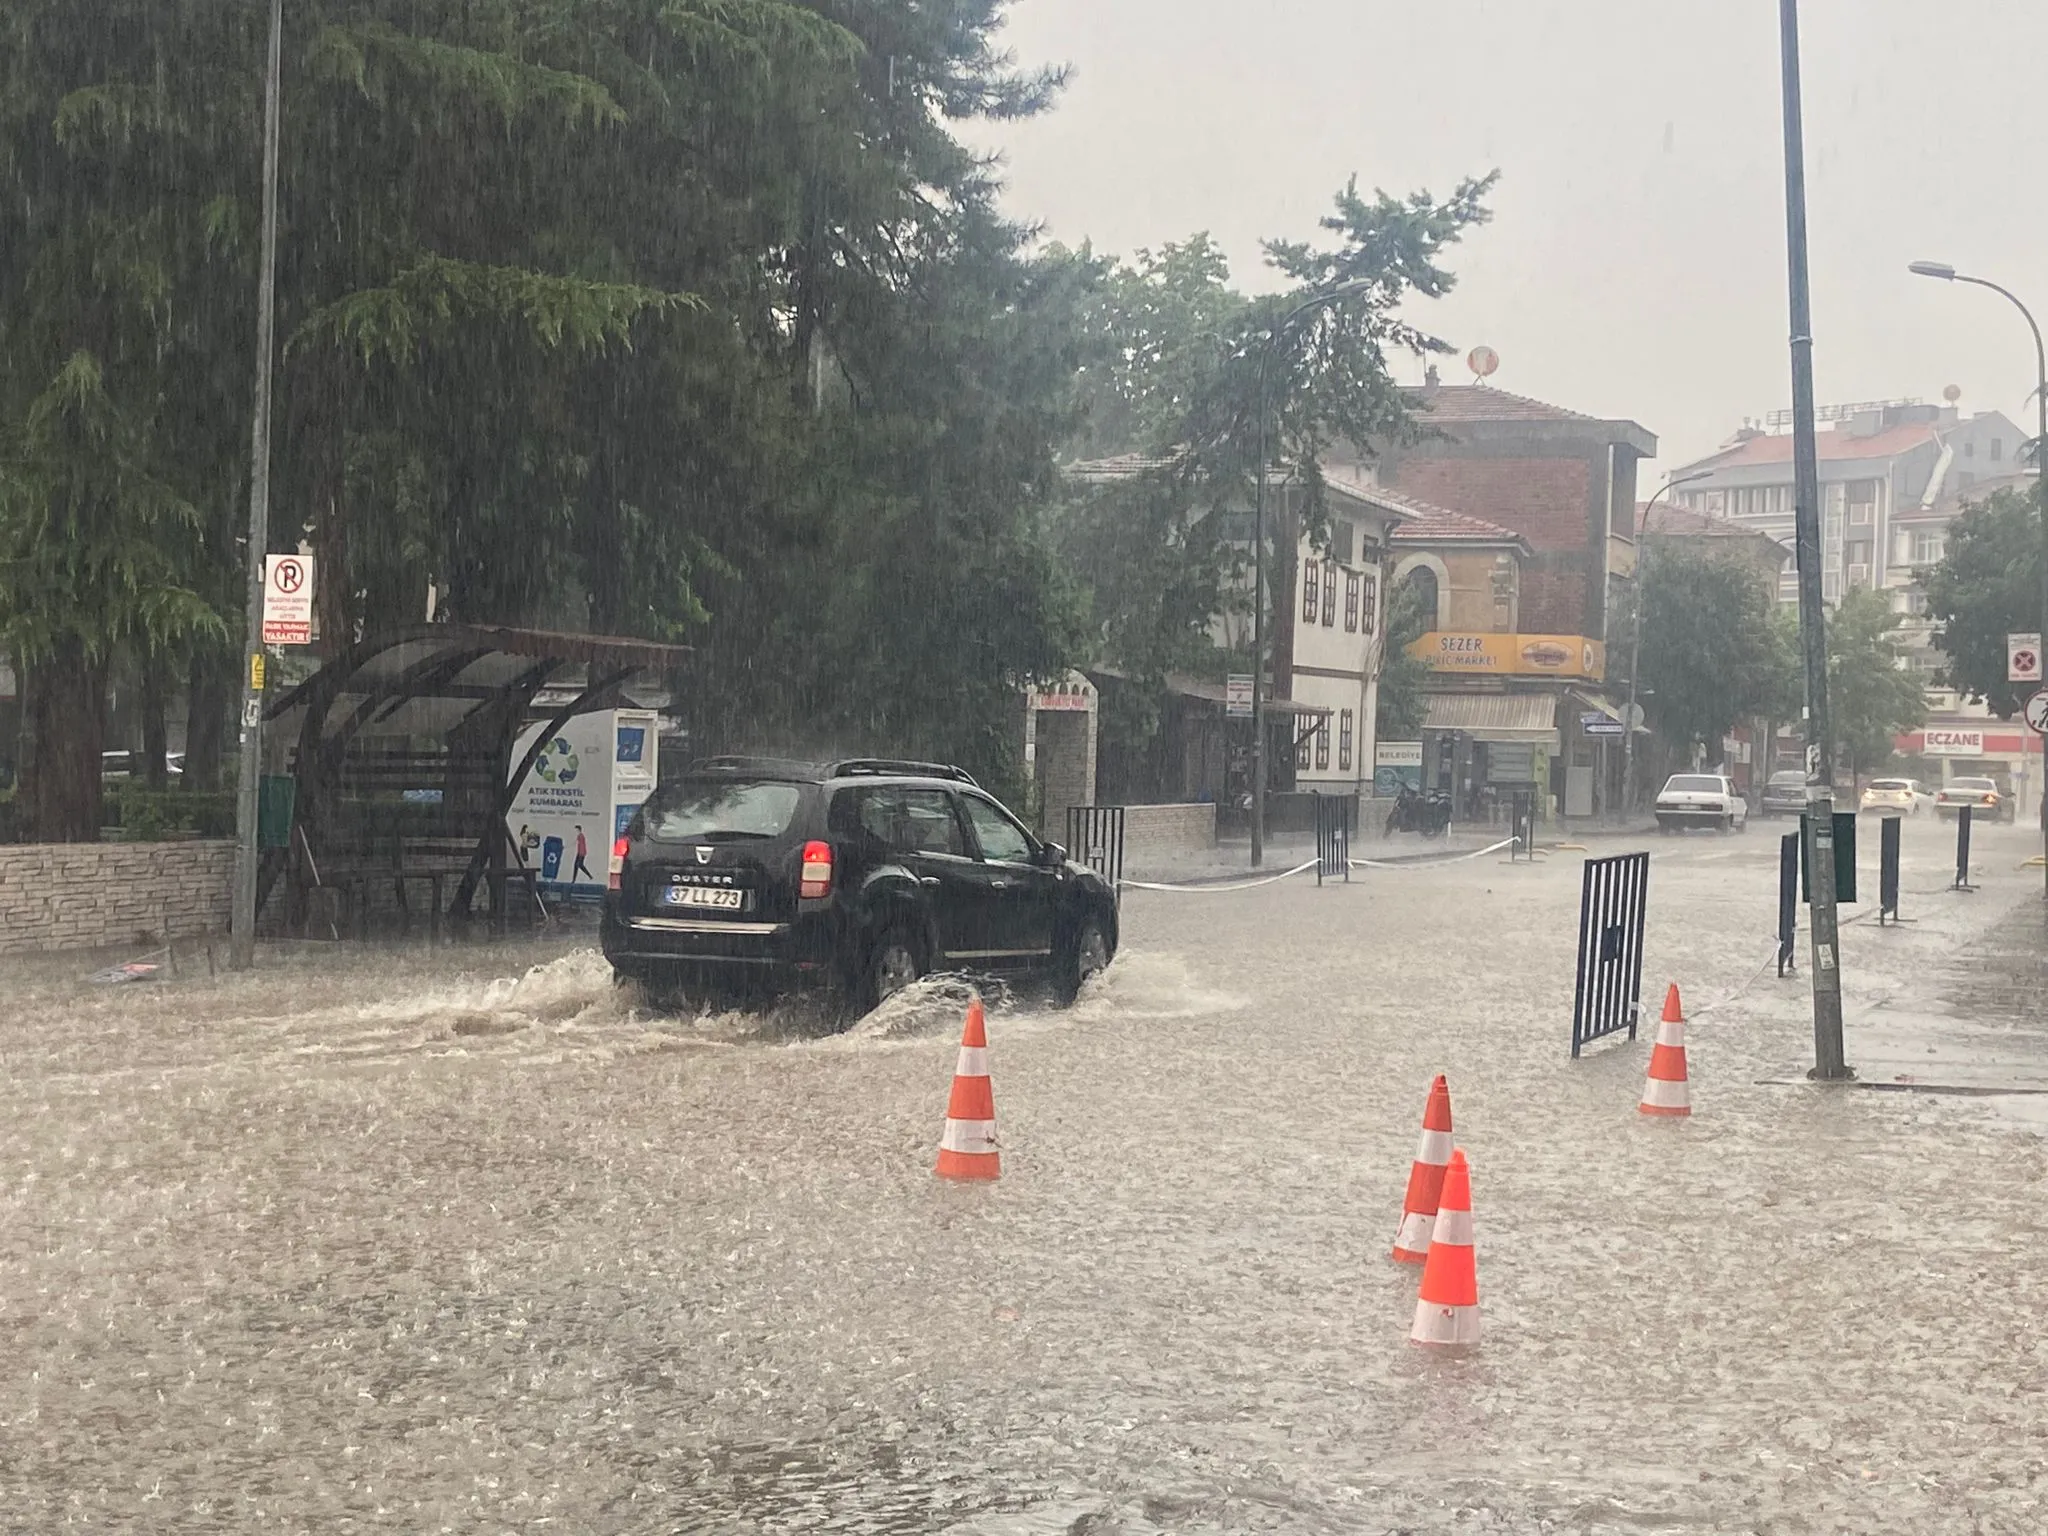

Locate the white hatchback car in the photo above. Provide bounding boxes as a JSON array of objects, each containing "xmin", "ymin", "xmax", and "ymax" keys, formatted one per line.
[{"xmin": 1655, "ymin": 773, "xmax": 1748, "ymax": 834}]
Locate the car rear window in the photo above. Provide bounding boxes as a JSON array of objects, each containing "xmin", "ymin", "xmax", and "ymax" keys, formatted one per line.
[
  {"xmin": 1667, "ymin": 776, "xmax": 1724, "ymax": 792},
  {"xmin": 1951, "ymin": 778, "xmax": 1996, "ymax": 792},
  {"xmin": 1769, "ymin": 772, "xmax": 1804, "ymax": 785},
  {"xmin": 1869, "ymin": 779, "xmax": 1911, "ymax": 790},
  {"xmin": 641, "ymin": 779, "xmax": 805, "ymax": 841}
]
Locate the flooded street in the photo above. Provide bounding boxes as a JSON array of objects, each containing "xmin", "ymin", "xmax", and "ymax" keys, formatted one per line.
[{"xmin": 6, "ymin": 821, "xmax": 2048, "ymax": 1534}]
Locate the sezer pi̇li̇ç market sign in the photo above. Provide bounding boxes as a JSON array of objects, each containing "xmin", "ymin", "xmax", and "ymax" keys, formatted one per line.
[{"xmin": 1410, "ymin": 632, "xmax": 1606, "ymax": 682}]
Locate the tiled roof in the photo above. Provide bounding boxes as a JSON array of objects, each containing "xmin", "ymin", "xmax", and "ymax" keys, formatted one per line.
[
  {"xmin": 1389, "ymin": 499, "xmax": 1530, "ymax": 545},
  {"xmin": 1641, "ymin": 504, "xmax": 1777, "ymax": 539},
  {"xmin": 1406, "ymin": 383, "xmax": 1599, "ymax": 424},
  {"xmin": 1062, "ymin": 451, "xmax": 1186, "ymax": 482},
  {"xmin": 1687, "ymin": 422, "xmax": 1938, "ymax": 471}
]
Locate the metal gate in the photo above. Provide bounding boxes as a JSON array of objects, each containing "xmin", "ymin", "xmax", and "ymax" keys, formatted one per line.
[
  {"xmin": 1065, "ymin": 805, "xmax": 1125, "ymax": 901},
  {"xmin": 1313, "ymin": 792, "xmax": 1352, "ymax": 884},
  {"xmin": 1570, "ymin": 852, "xmax": 1650, "ymax": 1057}
]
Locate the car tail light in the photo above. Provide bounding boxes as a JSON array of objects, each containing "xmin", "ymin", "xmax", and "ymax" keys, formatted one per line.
[
  {"xmin": 799, "ymin": 840, "xmax": 834, "ymax": 899},
  {"xmin": 609, "ymin": 835, "xmax": 629, "ymax": 892}
]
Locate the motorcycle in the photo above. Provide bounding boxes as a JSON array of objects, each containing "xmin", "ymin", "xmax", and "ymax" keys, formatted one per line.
[{"xmin": 1384, "ymin": 783, "xmax": 1453, "ymax": 839}]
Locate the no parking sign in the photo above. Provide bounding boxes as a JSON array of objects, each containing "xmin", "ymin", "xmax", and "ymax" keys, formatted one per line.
[{"xmin": 262, "ymin": 554, "xmax": 314, "ymax": 645}]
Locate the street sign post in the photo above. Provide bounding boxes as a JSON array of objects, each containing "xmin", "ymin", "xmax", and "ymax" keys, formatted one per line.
[
  {"xmin": 2009, "ymin": 632, "xmax": 2043, "ymax": 685},
  {"xmin": 1581, "ymin": 710, "xmax": 1624, "ymax": 738},
  {"xmin": 1225, "ymin": 674, "xmax": 1254, "ymax": 719},
  {"xmin": 262, "ymin": 553, "xmax": 314, "ymax": 645}
]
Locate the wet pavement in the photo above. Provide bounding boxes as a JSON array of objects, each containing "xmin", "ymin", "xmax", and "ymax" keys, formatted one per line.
[{"xmin": 4, "ymin": 817, "xmax": 2048, "ymax": 1532}]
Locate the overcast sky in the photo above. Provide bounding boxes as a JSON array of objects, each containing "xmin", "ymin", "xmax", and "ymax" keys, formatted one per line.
[{"xmin": 966, "ymin": 0, "xmax": 2047, "ymax": 474}]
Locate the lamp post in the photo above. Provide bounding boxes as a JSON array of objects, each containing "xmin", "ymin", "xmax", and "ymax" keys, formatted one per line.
[
  {"xmin": 1250, "ymin": 279, "xmax": 1374, "ymax": 868},
  {"xmin": 1621, "ymin": 470, "xmax": 1711, "ymax": 821},
  {"xmin": 229, "ymin": 0, "xmax": 285, "ymax": 970},
  {"xmin": 1908, "ymin": 258, "xmax": 2048, "ymax": 898},
  {"xmin": 1779, "ymin": 0, "xmax": 1851, "ymax": 1080}
]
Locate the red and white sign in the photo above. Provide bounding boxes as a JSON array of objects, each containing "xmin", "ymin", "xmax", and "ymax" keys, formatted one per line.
[
  {"xmin": 2026, "ymin": 691, "xmax": 2048, "ymax": 736},
  {"xmin": 262, "ymin": 554, "xmax": 314, "ymax": 645},
  {"xmin": 1923, "ymin": 728, "xmax": 1984, "ymax": 756},
  {"xmin": 2009, "ymin": 632, "xmax": 2043, "ymax": 684}
]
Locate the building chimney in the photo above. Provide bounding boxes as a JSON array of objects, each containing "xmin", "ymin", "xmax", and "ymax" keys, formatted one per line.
[{"xmin": 1424, "ymin": 363, "xmax": 1440, "ymax": 395}]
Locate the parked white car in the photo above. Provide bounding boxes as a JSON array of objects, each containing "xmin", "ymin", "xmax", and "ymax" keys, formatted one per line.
[{"xmin": 1655, "ymin": 773, "xmax": 1748, "ymax": 834}]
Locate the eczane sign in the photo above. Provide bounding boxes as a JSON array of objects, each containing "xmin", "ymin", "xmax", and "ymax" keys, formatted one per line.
[{"xmin": 1923, "ymin": 728, "xmax": 1984, "ymax": 756}]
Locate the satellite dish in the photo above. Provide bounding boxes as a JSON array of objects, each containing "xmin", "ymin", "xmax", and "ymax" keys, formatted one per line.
[
  {"xmin": 1943, "ymin": 383, "xmax": 1962, "ymax": 403},
  {"xmin": 1467, "ymin": 345, "xmax": 1500, "ymax": 381}
]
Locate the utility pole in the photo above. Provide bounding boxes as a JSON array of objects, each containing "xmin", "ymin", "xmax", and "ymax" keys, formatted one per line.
[
  {"xmin": 1778, "ymin": 0, "xmax": 1851, "ymax": 1079},
  {"xmin": 229, "ymin": 0, "xmax": 285, "ymax": 970}
]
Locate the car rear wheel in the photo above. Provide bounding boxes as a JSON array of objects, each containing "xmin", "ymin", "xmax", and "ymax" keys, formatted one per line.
[
  {"xmin": 1054, "ymin": 914, "xmax": 1112, "ymax": 1006},
  {"xmin": 863, "ymin": 926, "xmax": 926, "ymax": 1014}
]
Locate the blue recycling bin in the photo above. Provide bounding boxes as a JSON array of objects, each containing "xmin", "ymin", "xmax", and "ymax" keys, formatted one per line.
[{"xmin": 541, "ymin": 836, "xmax": 564, "ymax": 882}]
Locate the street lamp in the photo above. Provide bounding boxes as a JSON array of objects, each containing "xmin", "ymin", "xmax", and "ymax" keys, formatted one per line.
[
  {"xmin": 1621, "ymin": 469, "xmax": 1712, "ymax": 819},
  {"xmin": 1249, "ymin": 277, "xmax": 1374, "ymax": 868},
  {"xmin": 1908, "ymin": 258, "xmax": 2048, "ymax": 897}
]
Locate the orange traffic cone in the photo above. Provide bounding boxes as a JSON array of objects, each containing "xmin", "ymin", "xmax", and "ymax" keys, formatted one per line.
[
  {"xmin": 936, "ymin": 998, "xmax": 1001, "ymax": 1180},
  {"xmin": 1639, "ymin": 985, "xmax": 1691, "ymax": 1118},
  {"xmin": 1392, "ymin": 1074, "xmax": 1454, "ymax": 1263},
  {"xmin": 1410, "ymin": 1147, "xmax": 1479, "ymax": 1347}
]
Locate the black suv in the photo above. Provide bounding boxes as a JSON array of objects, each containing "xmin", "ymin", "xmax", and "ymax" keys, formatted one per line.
[{"xmin": 601, "ymin": 757, "xmax": 1119, "ymax": 1017}]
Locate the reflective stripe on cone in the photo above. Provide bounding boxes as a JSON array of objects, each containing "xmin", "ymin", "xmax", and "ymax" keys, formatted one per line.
[
  {"xmin": 1411, "ymin": 1147, "xmax": 1479, "ymax": 1347},
  {"xmin": 1639, "ymin": 992, "xmax": 1691, "ymax": 1118},
  {"xmin": 1392, "ymin": 1074, "xmax": 1454, "ymax": 1263},
  {"xmin": 936, "ymin": 998, "xmax": 1001, "ymax": 1180}
]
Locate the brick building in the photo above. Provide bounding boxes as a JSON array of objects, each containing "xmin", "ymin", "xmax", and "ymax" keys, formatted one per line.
[{"xmin": 1338, "ymin": 382, "xmax": 1658, "ymax": 820}]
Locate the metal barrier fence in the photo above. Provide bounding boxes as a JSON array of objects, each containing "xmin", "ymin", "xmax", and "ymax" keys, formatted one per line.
[
  {"xmin": 1570, "ymin": 852, "xmax": 1649, "ymax": 1058},
  {"xmin": 1777, "ymin": 832, "xmax": 1798, "ymax": 976},
  {"xmin": 1064, "ymin": 805, "xmax": 1125, "ymax": 902},
  {"xmin": 1313, "ymin": 792, "xmax": 1352, "ymax": 885},
  {"xmin": 1953, "ymin": 804, "xmax": 1975, "ymax": 892}
]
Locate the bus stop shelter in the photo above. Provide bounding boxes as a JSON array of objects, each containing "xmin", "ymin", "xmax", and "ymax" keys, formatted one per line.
[{"xmin": 262, "ymin": 623, "xmax": 689, "ymax": 934}]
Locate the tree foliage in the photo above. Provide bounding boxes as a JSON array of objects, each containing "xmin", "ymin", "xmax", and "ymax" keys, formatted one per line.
[
  {"xmin": 1826, "ymin": 587, "xmax": 1927, "ymax": 781},
  {"xmin": 1923, "ymin": 486, "xmax": 2044, "ymax": 718},
  {"xmin": 1375, "ymin": 572, "xmax": 1433, "ymax": 740},
  {"xmin": 1049, "ymin": 177, "xmax": 1496, "ymax": 732},
  {"xmin": 1636, "ymin": 546, "xmax": 1796, "ymax": 759},
  {"xmin": 0, "ymin": 0, "xmax": 1090, "ymax": 834}
]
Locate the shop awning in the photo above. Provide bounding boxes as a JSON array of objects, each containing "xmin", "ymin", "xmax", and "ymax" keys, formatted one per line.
[{"xmin": 1423, "ymin": 692, "xmax": 1560, "ymax": 746}]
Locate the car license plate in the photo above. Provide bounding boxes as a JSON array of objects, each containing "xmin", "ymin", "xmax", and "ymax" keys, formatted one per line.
[{"xmin": 666, "ymin": 887, "xmax": 744, "ymax": 910}]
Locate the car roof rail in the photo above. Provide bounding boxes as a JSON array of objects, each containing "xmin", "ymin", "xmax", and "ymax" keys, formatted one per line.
[
  {"xmin": 828, "ymin": 758, "xmax": 979, "ymax": 787},
  {"xmin": 686, "ymin": 755, "xmax": 827, "ymax": 779}
]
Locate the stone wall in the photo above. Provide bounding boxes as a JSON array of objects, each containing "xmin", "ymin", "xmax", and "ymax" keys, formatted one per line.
[
  {"xmin": 0, "ymin": 840, "xmax": 235, "ymax": 955},
  {"xmin": 1120, "ymin": 802, "xmax": 1216, "ymax": 859}
]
